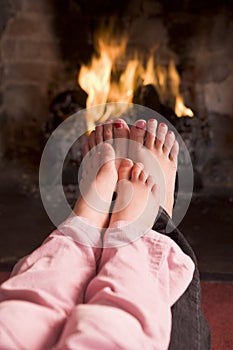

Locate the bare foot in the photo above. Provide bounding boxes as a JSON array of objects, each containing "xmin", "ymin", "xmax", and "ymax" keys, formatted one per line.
[
  {"xmin": 74, "ymin": 142, "xmax": 117, "ymax": 229},
  {"xmin": 129, "ymin": 119, "xmax": 179, "ymax": 217},
  {"xmin": 109, "ymin": 160, "xmax": 159, "ymax": 230},
  {"xmin": 113, "ymin": 119, "xmax": 130, "ymax": 168},
  {"xmin": 82, "ymin": 119, "xmax": 130, "ymax": 169}
]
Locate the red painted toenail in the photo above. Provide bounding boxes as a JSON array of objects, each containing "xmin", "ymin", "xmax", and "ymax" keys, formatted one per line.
[
  {"xmin": 136, "ymin": 120, "xmax": 146, "ymax": 129},
  {"xmin": 149, "ymin": 118, "xmax": 156, "ymax": 122},
  {"xmin": 114, "ymin": 120, "xmax": 123, "ymax": 128},
  {"xmin": 168, "ymin": 130, "xmax": 173, "ymax": 134},
  {"xmin": 160, "ymin": 123, "xmax": 166, "ymax": 127}
]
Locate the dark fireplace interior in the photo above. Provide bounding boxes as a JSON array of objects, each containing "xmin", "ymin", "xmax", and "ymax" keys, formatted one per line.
[{"xmin": 0, "ymin": 0, "xmax": 232, "ymax": 279}]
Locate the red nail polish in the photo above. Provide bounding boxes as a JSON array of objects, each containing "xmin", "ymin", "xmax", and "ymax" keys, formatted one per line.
[
  {"xmin": 136, "ymin": 120, "xmax": 146, "ymax": 129},
  {"xmin": 149, "ymin": 118, "xmax": 156, "ymax": 122},
  {"xmin": 115, "ymin": 121, "xmax": 123, "ymax": 128},
  {"xmin": 168, "ymin": 130, "xmax": 173, "ymax": 134},
  {"xmin": 160, "ymin": 123, "xmax": 166, "ymax": 127}
]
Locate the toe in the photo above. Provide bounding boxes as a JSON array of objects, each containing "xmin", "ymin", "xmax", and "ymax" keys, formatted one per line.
[
  {"xmin": 155, "ymin": 123, "xmax": 168, "ymax": 150},
  {"xmin": 151, "ymin": 183, "xmax": 157, "ymax": 195},
  {"xmin": 170, "ymin": 140, "xmax": 179, "ymax": 162},
  {"xmin": 88, "ymin": 130, "xmax": 96, "ymax": 150},
  {"xmin": 139, "ymin": 169, "xmax": 148, "ymax": 183},
  {"xmin": 146, "ymin": 175, "xmax": 156, "ymax": 189},
  {"xmin": 95, "ymin": 124, "xmax": 103, "ymax": 144},
  {"xmin": 131, "ymin": 162, "xmax": 144, "ymax": 181},
  {"xmin": 113, "ymin": 119, "xmax": 130, "ymax": 139},
  {"xmin": 163, "ymin": 130, "xmax": 175, "ymax": 156},
  {"xmin": 130, "ymin": 119, "xmax": 146, "ymax": 145},
  {"xmin": 103, "ymin": 119, "xmax": 113, "ymax": 142},
  {"xmin": 118, "ymin": 158, "xmax": 134, "ymax": 180},
  {"xmin": 114, "ymin": 119, "xmax": 129, "ymax": 159},
  {"xmin": 82, "ymin": 140, "xmax": 89, "ymax": 157},
  {"xmin": 145, "ymin": 119, "xmax": 157, "ymax": 149},
  {"xmin": 81, "ymin": 149, "xmax": 91, "ymax": 178}
]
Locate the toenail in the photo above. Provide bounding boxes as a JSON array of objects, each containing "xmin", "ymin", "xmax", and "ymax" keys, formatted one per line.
[
  {"xmin": 168, "ymin": 130, "xmax": 173, "ymax": 134},
  {"xmin": 160, "ymin": 123, "xmax": 166, "ymax": 127},
  {"xmin": 136, "ymin": 162, "xmax": 144, "ymax": 169},
  {"xmin": 136, "ymin": 120, "xmax": 146, "ymax": 129},
  {"xmin": 148, "ymin": 118, "xmax": 156, "ymax": 123},
  {"xmin": 114, "ymin": 120, "xmax": 123, "ymax": 128}
]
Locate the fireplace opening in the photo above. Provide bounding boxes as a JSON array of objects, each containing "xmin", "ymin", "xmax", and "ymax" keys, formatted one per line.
[{"xmin": 45, "ymin": 0, "xmax": 233, "ymax": 194}]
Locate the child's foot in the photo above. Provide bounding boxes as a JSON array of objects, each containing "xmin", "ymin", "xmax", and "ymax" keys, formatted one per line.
[
  {"xmin": 128, "ymin": 119, "xmax": 179, "ymax": 217},
  {"xmin": 74, "ymin": 143, "xmax": 117, "ymax": 229},
  {"xmin": 109, "ymin": 160, "xmax": 159, "ymax": 230}
]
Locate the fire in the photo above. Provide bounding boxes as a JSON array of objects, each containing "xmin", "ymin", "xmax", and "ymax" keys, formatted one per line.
[
  {"xmin": 78, "ymin": 48, "xmax": 112, "ymax": 131},
  {"xmin": 175, "ymin": 95, "xmax": 194, "ymax": 117},
  {"xmin": 79, "ymin": 50, "xmax": 111, "ymax": 109},
  {"xmin": 143, "ymin": 54, "xmax": 167, "ymax": 101},
  {"xmin": 78, "ymin": 29, "xmax": 193, "ymax": 130}
]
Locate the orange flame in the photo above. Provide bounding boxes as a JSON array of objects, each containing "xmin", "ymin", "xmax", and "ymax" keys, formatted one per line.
[
  {"xmin": 78, "ymin": 29, "xmax": 193, "ymax": 130},
  {"xmin": 175, "ymin": 95, "xmax": 194, "ymax": 117}
]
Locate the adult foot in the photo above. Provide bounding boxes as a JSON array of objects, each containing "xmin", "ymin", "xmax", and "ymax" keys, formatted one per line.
[
  {"xmin": 113, "ymin": 119, "xmax": 130, "ymax": 167},
  {"xmin": 109, "ymin": 160, "xmax": 159, "ymax": 230},
  {"xmin": 74, "ymin": 143, "xmax": 117, "ymax": 229},
  {"xmin": 128, "ymin": 119, "xmax": 179, "ymax": 217},
  {"xmin": 82, "ymin": 119, "xmax": 130, "ymax": 169}
]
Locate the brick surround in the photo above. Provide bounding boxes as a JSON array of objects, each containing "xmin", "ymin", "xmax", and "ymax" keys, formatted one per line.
[{"xmin": 0, "ymin": 0, "xmax": 67, "ymax": 155}]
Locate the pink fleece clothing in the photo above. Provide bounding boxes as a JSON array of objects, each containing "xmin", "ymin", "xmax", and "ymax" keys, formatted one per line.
[{"xmin": 0, "ymin": 216, "xmax": 194, "ymax": 350}]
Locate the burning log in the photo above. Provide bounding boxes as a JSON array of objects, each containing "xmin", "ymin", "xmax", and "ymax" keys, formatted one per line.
[
  {"xmin": 133, "ymin": 84, "xmax": 177, "ymax": 125},
  {"xmin": 44, "ymin": 87, "xmax": 87, "ymax": 136},
  {"xmin": 43, "ymin": 87, "xmax": 88, "ymax": 188}
]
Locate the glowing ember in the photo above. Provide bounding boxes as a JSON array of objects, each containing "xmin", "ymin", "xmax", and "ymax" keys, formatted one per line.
[{"xmin": 78, "ymin": 28, "xmax": 193, "ymax": 130}]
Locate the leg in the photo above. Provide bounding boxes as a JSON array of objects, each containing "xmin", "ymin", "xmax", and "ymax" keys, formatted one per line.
[
  {"xmin": 54, "ymin": 161, "xmax": 194, "ymax": 349},
  {"xmin": 154, "ymin": 208, "xmax": 211, "ymax": 350},
  {"xmin": 132, "ymin": 118, "xmax": 210, "ymax": 349},
  {"xmin": 0, "ymin": 142, "xmax": 117, "ymax": 350},
  {"xmin": 0, "ymin": 220, "xmax": 100, "ymax": 350}
]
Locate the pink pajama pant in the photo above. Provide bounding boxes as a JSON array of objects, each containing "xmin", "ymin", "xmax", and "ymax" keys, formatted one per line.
[{"xmin": 0, "ymin": 216, "xmax": 194, "ymax": 350}]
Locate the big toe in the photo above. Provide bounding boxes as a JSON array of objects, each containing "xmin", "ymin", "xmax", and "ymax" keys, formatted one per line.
[
  {"xmin": 118, "ymin": 159, "xmax": 134, "ymax": 181},
  {"xmin": 113, "ymin": 119, "xmax": 130, "ymax": 159},
  {"xmin": 113, "ymin": 119, "xmax": 130, "ymax": 139}
]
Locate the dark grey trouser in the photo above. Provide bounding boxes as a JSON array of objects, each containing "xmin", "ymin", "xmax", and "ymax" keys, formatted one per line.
[{"xmin": 153, "ymin": 209, "xmax": 211, "ymax": 350}]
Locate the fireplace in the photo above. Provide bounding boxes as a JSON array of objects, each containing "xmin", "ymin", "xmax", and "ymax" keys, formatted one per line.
[{"xmin": 0, "ymin": 0, "xmax": 232, "ymax": 194}]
